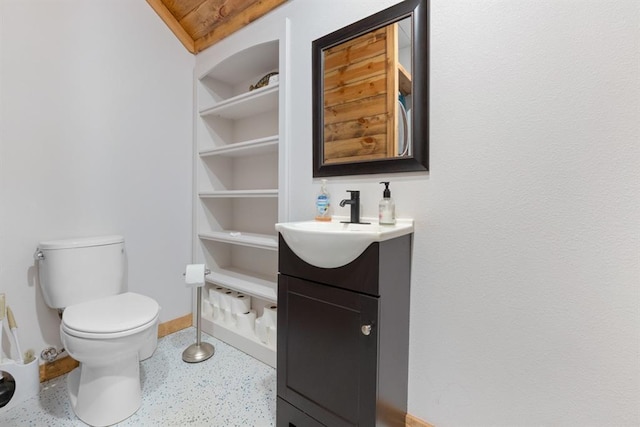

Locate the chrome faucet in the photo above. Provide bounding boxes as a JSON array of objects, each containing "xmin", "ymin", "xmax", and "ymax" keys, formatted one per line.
[{"xmin": 339, "ymin": 190, "xmax": 369, "ymax": 224}]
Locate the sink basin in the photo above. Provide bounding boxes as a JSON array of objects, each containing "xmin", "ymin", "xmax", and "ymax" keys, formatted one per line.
[{"xmin": 275, "ymin": 217, "xmax": 414, "ymax": 268}]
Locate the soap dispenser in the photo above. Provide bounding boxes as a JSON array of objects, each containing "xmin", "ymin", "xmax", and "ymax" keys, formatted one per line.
[
  {"xmin": 378, "ymin": 182, "xmax": 396, "ymax": 225},
  {"xmin": 315, "ymin": 179, "xmax": 331, "ymax": 221}
]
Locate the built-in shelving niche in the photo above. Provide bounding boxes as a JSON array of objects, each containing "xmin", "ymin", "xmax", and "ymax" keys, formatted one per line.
[{"xmin": 194, "ymin": 38, "xmax": 282, "ymax": 368}]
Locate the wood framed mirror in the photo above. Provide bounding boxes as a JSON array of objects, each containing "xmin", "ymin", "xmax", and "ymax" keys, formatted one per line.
[{"xmin": 312, "ymin": 0, "xmax": 429, "ymax": 177}]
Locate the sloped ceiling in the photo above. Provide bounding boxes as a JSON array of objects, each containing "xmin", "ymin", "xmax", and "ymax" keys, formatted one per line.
[{"xmin": 147, "ymin": 0, "xmax": 287, "ymax": 54}]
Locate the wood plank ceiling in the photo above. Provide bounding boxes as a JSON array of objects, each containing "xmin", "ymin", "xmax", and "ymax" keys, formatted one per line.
[{"xmin": 147, "ymin": 0, "xmax": 287, "ymax": 54}]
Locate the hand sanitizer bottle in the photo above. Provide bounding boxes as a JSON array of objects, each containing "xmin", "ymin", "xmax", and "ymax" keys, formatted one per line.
[
  {"xmin": 378, "ymin": 182, "xmax": 396, "ymax": 225},
  {"xmin": 315, "ymin": 179, "xmax": 331, "ymax": 221}
]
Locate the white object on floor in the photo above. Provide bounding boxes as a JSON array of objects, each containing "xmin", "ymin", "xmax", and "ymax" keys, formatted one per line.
[
  {"xmin": 36, "ymin": 235, "xmax": 160, "ymax": 426},
  {"xmin": 0, "ymin": 357, "xmax": 39, "ymax": 414},
  {"xmin": 61, "ymin": 293, "xmax": 159, "ymax": 426}
]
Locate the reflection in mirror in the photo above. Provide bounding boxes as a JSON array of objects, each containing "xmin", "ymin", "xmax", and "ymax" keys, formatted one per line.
[
  {"xmin": 322, "ymin": 17, "xmax": 412, "ymax": 165},
  {"xmin": 313, "ymin": 0, "xmax": 429, "ymax": 177}
]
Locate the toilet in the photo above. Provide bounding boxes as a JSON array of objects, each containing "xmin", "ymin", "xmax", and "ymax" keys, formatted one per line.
[{"xmin": 36, "ymin": 235, "xmax": 160, "ymax": 427}]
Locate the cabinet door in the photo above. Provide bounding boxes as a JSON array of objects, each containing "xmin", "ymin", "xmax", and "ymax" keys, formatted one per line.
[
  {"xmin": 277, "ymin": 397, "xmax": 325, "ymax": 427},
  {"xmin": 278, "ymin": 275, "xmax": 379, "ymax": 427}
]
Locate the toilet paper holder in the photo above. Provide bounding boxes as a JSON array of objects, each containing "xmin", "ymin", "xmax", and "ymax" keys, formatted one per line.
[
  {"xmin": 182, "ymin": 269, "xmax": 211, "ymax": 277},
  {"xmin": 182, "ymin": 266, "xmax": 214, "ymax": 364}
]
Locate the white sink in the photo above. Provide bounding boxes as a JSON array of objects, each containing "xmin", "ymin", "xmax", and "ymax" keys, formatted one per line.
[{"xmin": 275, "ymin": 217, "xmax": 414, "ymax": 268}]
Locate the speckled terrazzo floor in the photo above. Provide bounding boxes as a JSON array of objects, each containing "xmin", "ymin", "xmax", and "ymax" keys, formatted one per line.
[{"xmin": 0, "ymin": 327, "xmax": 276, "ymax": 426}]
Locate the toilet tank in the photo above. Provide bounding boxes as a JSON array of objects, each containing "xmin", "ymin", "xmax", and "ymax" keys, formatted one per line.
[{"xmin": 37, "ymin": 235, "xmax": 126, "ymax": 309}]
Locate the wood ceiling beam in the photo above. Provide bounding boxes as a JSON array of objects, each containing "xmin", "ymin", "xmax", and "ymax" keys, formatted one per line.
[
  {"xmin": 146, "ymin": 0, "xmax": 196, "ymax": 54},
  {"xmin": 146, "ymin": 0, "xmax": 288, "ymax": 55},
  {"xmin": 193, "ymin": 0, "xmax": 287, "ymax": 53},
  {"xmin": 161, "ymin": 0, "xmax": 204, "ymax": 21},
  {"xmin": 180, "ymin": 0, "xmax": 257, "ymax": 41}
]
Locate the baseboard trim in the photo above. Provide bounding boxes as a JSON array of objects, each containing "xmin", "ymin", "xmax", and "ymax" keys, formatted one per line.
[
  {"xmin": 38, "ymin": 356, "xmax": 79, "ymax": 383},
  {"xmin": 406, "ymin": 413, "xmax": 434, "ymax": 427},
  {"xmin": 157, "ymin": 313, "xmax": 192, "ymax": 338},
  {"xmin": 376, "ymin": 399, "xmax": 434, "ymax": 427},
  {"xmin": 39, "ymin": 313, "xmax": 193, "ymax": 382}
]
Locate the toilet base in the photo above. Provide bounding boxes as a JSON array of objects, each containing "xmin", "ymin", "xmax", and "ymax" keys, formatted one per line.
[{"xmin": 67, "ymin": 354, "xmax": 141, "ymax": 427}]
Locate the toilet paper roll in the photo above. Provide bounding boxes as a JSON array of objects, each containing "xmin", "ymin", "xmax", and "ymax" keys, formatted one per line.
[
  {"xmin": 255, "ymin": 317, "xmax": 268, "ymax": 344},
  {"xmin": 262, "ymin": 305, "xmax": 277, "ymax": 328},
  {"xmin": 208, "ymin": 286, "xmax": 226, "ymax": 306},
  {"xmin": 212, "ymin": 304, "xmax": 222, "ymax": 321},
  {"xmin": 223, "ymin": 308, "xmax": 235, "ymax": 326},
  {"xmin": 185, "ymin": 264, "xmax": 206, "ymax": 288},
  {"xmin": 231, "ymin": 293, "xmax": 252, "ymax": 315},
  {"xmin": 202, "ymin": 299, "xmax": 213, "ymax": 317},
  {"xmin": 236, "ymin": 310, "xmax": 257, "ymax": 335},
  {"xmin": 219, "ymin": 290, "xmax": 236, "ymax": 311},
  {"xmin": 267, "ymin": 324, "xmax": 277, "ymax": 348}
]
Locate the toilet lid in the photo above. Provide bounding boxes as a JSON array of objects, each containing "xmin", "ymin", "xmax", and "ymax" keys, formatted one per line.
[{"xmin": 63, "ymin": 292, "xmax": 159, "ymax": 334}]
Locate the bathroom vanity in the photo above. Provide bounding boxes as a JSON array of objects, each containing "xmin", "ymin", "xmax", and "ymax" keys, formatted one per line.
[{"xmin": 275, "ymin": 220, "xmax": 413, "ymax": 426}]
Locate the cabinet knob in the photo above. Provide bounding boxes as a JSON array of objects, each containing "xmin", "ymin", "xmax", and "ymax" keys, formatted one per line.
[{"xmin": 361, "ymin": 324, "xmax": 372, "ymax": 336}]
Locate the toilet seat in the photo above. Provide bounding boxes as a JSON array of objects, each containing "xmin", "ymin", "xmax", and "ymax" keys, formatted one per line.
[{"xmin": 62, "ymin": 292, "xmax": 159, "ymax": 339}]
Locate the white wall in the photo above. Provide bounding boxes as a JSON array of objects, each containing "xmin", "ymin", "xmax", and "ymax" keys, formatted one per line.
[
  {"xmin": 0, "ymin": 1, "xmax": 194, "ymax": 357},
  {"xmin": 419, "ymin": 2, "xmax": 639, "ymax": 424},
  {"xmin": 199, "ymin": 0, "xmax": 640, "ymax": 425},
  {"xmin": 0, "ymin": 0, "xmax": 636, "ymax": 424}
]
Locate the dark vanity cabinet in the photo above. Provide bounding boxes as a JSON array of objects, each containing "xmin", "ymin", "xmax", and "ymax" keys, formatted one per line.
[{"xmin": 277, "ymin": 233, "xmax": 412, "ymax": 427}]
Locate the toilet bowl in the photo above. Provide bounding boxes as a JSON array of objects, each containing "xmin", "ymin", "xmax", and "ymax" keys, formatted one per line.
[
  {"xmin": 60, "ymin": 292, "xmax": 159, "ymax": 427},
  {"xmin": 36, "ymin": 235, "xmax": 161, "ymax": 426}
]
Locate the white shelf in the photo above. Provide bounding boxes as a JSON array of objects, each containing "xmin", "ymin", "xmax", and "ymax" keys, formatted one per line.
[
  {"xmin": 205, "ymin": 267, "xmax": 276, "ymax": 302},
  {"xmin": 199, "ymin": 231, "xmax": 278, "ymax": 251},
  {"xmin": 199, "ymin": 189, "xmax": 278, "ymax": 198},
  {"xmin": 199, "ymin": 135, "xmax": 279, "ymax": 158},
  {"xmin": 199, "ymin": 83, "xmax": 279, "ymax": 120},
  {"xmin": 201, "ymin": 314, "xmax": 276, "ymax": 368}
]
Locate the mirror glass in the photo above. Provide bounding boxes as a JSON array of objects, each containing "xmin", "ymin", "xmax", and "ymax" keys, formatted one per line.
[
  {"xmin": 322, "ymin": 17, "xmax": 413, "ymax": 164},
  {"xmin": 313, "ymin": 0, "xmax": 428, "ymax": 177}
]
